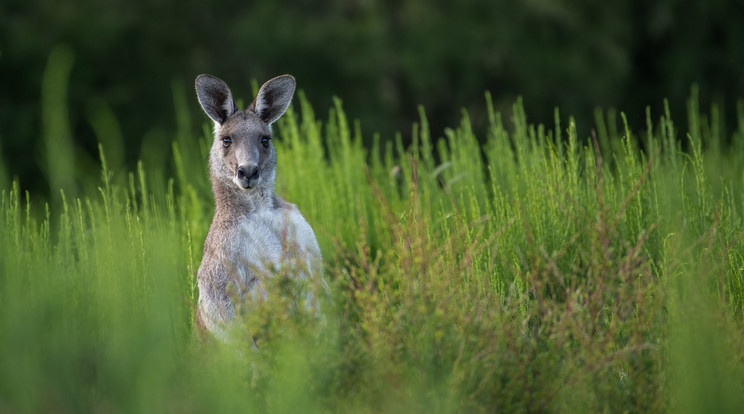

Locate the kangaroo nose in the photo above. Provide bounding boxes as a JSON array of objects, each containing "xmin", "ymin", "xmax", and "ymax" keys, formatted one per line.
[{"xmin": 236, "ymin": 164, "xmax": 259, "ymax": 188}]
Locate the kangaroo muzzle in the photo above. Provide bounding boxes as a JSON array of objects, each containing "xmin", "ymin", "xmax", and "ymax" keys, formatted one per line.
[{"xmin": 235, "ymin": 163, "xmax": 259, "ymax": 189}]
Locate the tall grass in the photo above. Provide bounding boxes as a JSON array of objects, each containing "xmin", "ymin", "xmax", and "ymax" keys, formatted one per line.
[{"xmin": 1, "ymin": 59, "xmax": 743, "ymax": 412}]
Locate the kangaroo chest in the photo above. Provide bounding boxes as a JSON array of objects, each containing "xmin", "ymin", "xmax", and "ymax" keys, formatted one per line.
[
  {"xmin": 229, "ymin": 205, "xmax": 318, "ymax": 277},
  {"xmin": 196, "ymin": 200, "xmax": 321, "ymax": 337}
]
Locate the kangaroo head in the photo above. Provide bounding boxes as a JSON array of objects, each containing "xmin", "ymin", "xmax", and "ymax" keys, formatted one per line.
[{"xmin": 195, "ymin": 74, "xmax": 295, "ymax": 191}]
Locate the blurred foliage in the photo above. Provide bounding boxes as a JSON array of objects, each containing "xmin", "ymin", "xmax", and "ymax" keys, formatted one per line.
[
  {"xmin": 1, "ymin": 0, "xmax": 744, "ymax": 196},
  {"xmin": 1, "ymin": 68, "xmax": 744, "ymax": 411}
]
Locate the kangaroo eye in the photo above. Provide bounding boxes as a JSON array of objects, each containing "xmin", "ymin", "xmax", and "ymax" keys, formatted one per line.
[
  {"xmin": 222, "ymin": 137, "xmax": 232, "ymax": 147},
  {"xmin": 261, "ymin": 136, "xmax": 271, "ymax": 148}
]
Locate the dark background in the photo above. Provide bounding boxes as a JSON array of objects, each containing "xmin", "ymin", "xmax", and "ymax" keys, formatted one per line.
[{"xmin": 2, "ymin": 0, "xmax": 743, "ymax": 195}]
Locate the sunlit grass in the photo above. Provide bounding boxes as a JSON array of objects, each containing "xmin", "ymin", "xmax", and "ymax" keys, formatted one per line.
[{"xmin": 1, "ymin": 57, "xmax": 744, "ymax": 412}]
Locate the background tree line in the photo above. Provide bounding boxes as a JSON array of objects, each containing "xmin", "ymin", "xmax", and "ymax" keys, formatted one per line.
[{"xmin": 1, "ymin": 0, "xmax": 743, "ymax": 196}]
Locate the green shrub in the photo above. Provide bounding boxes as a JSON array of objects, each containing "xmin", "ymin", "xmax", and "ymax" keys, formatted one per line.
[{"xmin": 1, "ymin": 73, "xmax": 743, "ymax": 412}]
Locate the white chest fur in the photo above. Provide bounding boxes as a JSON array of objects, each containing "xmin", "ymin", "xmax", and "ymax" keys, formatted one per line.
[
  {"xmin": 197, "ymin": 201, "xmax": 322, "ymax": 338},
  {"xmin": 231, "ymin": 204, "xmax": 321, "ymax": 285}
]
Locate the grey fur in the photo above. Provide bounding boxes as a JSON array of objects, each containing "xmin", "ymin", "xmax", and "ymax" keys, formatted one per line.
[{"xmin": 195, "ymin": 74, "xmax": 322, "ymax": 340}]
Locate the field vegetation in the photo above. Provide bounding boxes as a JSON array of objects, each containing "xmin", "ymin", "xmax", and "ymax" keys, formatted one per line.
[{"xmin": 1, "ymin": 64, "xmax": 744, "ymax": 412}]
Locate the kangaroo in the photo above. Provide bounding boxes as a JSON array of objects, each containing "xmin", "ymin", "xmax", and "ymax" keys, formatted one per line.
[{"xmin": 194, "ymin": 74, "xmax": 322, "ymax": 341}]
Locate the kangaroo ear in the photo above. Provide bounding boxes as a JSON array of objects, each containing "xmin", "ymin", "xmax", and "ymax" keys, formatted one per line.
[
  {"xmin": 195, "ymin": 74, "xmax": 237, "ymax": 124},
  {"xmin": 252, "ymin": 75, "xmax": 296, "ymax": 124}
]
